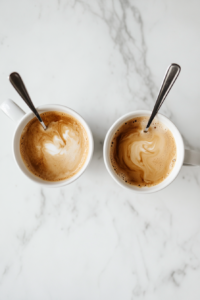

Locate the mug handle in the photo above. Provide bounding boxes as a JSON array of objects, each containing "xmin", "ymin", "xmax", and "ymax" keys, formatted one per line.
[
  {"xmin": 0, "ymin": 99, "xmax": 25, "ymax": 122},
  {"xmin": 184, "ymin": 149, "xmax": 200, "ymax": 166}
]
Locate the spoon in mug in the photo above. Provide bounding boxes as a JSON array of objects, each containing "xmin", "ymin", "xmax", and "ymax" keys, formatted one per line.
[
  {"xmin": 144, "ymin": 63, "xmax": 181, "ymax": 133},
  {"xmin": 9, "ymin": 72, "xmax": 47, "ymax": 130}
]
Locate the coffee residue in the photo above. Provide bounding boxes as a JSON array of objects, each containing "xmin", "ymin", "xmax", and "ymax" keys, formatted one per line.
[
  {"xmin": 110, "ymin": 117, "xmax": 177, "ymax": 187},
  {"xmin": 20, "ymin": 111, "xmax": 89, "ymax": 181}
]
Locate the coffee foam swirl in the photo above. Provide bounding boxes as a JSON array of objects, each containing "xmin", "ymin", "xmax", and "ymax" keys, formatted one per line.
[
  {"xmin": 20, "ymin": 111, "xmax": 89, "ymax": 181},
  {"xmin": 110, "ymin": 117, "xmax": 177, "ymax": 187}
]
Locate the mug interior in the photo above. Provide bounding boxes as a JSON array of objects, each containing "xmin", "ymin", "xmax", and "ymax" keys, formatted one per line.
[
  {"xmin": 13, "ymin": 104, "xmax": 94, "ymax": 187},
  {"xmin": 104, "ymin": 110, "xmax": 184, "ymax": 193}
]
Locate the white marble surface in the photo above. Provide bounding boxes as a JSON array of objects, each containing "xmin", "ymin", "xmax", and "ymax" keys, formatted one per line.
[{"xmin": 0, "ymin": 0, "xmax": 200, "ymax": 299}]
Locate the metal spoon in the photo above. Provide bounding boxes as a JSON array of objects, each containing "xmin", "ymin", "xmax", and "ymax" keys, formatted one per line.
[
  {"xmin": 9, "ymin": 72, "xmax": 47, "ymax": 130},
  {"xmin": 144, "ymin": 63, "xmax": 181, "ymax": 133}
]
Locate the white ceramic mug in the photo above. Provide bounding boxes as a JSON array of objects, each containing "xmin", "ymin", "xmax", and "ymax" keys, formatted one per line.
[
  {"xmin": 0, "ymin": 99, "xmax": 94, "ymax": 187},
  {"xmin": 104, "ymin": 110, "xmax": 200, "ymax": 193}
]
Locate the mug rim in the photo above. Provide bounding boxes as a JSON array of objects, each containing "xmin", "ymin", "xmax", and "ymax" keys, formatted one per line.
[
  {"xmin": 12, "ymin": 104, "xmax": 94, "ymax": 187},
  {"xmin": 103, "ymin": 110, "xmax": 184, "ymax": 194}
]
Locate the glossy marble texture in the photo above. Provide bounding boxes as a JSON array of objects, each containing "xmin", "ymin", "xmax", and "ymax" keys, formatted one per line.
[{"xmin": 0, "ymin": 0, "xmax": 200, "ymax": 299}]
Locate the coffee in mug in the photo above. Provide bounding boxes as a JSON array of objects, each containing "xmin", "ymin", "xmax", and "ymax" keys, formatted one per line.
[
  {"xmin": 110, "ymin": 116, "xmax": 177, "ymax": 187},
  {"xmin": 20, "ymin": 111, "xmax": 89, "ymax": 181}
]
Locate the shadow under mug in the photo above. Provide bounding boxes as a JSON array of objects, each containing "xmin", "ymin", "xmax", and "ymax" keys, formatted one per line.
[
  {"xmin": 0, "ymin": 99, "xmax": 94, "ymax": 187},
  {"xmin": 103, "ymin": 110, "xmax": 200, "ymax": 194}
]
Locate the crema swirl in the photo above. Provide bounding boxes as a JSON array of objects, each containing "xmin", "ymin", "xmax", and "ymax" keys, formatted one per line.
[
  {"xmin": 110, "ymin": 117, "xmax": 177, "ymax": 187},
  {"xmin": 20, "ymin": 111, "xmax": 89, "ymax": 181}
]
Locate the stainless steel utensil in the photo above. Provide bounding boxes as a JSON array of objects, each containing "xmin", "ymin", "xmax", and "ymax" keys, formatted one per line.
[
  {"xmin": 9, "ymin": 72, "xmax": 47, "ymax": 130},
  {"xmin": 144, "ymin": 63, "xmax": 181, "ymax": 133}
]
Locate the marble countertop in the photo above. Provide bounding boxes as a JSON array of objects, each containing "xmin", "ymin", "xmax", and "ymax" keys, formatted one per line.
[{"xmin": 0, "ymin": 0, "xmax": 200, "ymax": 299}]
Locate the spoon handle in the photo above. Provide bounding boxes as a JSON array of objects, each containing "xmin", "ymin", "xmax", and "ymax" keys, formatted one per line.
[
  {"xmin": 144, "ymin": 63, "xmax": 181, "ymax": 132},
  {"xmin": 9, "ymin": 72, "xmax": 46, "ymax": 130}
]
